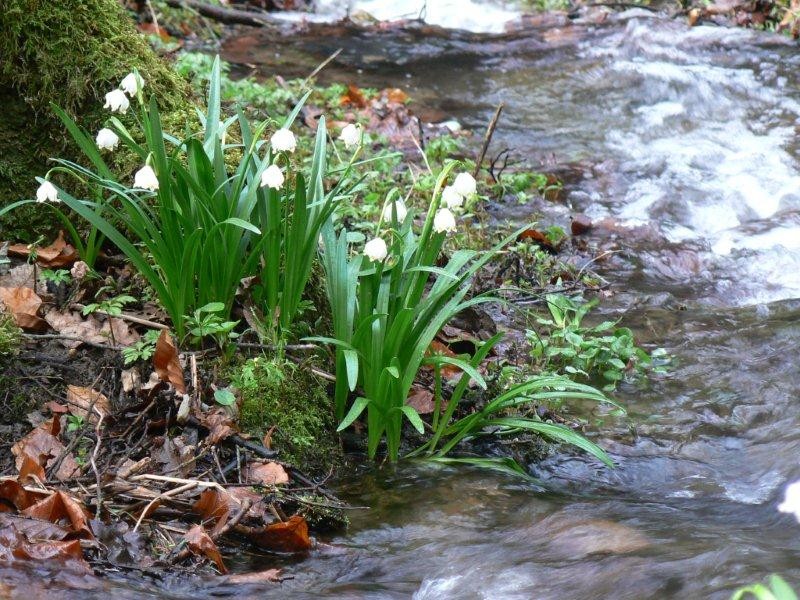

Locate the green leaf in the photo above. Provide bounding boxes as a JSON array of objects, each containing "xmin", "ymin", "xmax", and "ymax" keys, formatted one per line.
[
  {"xmin": 344, "ymin": 349, "xmax": 359, "ymax": 392},
  {"xmin": 337, "ymin": 396, "xmax": 370, "ymax": 432},
  {"xmin": 214, "ymin": 388, "xmax": 236, "ymax": 406},
  {"xmin": 399, "ymin": 405, "xmax": 425, "ymax": 434}
]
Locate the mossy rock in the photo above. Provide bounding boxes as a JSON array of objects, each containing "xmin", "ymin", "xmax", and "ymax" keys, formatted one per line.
[
  {"xmin": 232, "ymin": 357, "xmax": 342, "ymax": 475},
  {"xmin": 0, "ymin": 0, "xmax": 195, "ymax": 241}
]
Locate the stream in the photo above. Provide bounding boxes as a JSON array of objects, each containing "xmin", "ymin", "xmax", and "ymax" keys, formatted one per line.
[{"xmin": 18, "ymin": 7, "xmax": 800, "ymax": 599}]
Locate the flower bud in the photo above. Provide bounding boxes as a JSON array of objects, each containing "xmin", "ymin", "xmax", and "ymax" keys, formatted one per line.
[
  {"xmin": 270, "ymin": 128, "xmax": 297, "ymax": 153},
  {"xmin": 104, "ymin": 89, "xmax": 130, "ymax": 114},
  {"xmin": 363, "ymin": 237, "xmax": 388, "ymax": 262},
  {"xmin": 36, "ymin": 180, "xmax": 59, "ymax": 203},
  {"xmin": 433, "ymin": 208, "xmax": 456, "ymax": 234},
  {"xmin": 96, "ymin": 128, "xmax": 119, "ymax": 151},
  {"xmin": 134, "ymin": 165, "xmax": 159, "ymax": 191},
  {"xmin": 260, "ymin": 164, "xmax": 285, "ymax": 189}
]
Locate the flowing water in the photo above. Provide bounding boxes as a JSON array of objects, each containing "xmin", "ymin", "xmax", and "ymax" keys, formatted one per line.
[{"xmin": 24, "ymin": 8, "xmax": 800, "ymax": 599}]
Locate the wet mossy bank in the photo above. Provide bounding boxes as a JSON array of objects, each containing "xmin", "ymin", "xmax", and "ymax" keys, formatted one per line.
[{"xmin": 0, "ymin": 0, "xmax": 195, "ymax": 241}]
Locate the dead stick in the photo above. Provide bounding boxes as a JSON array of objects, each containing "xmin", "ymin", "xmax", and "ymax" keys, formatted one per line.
[
  {"xmin": 162, "ymin": 0, "xmax": 277, "ymax": 26},
  {"xmin": 69, "ymin": 303, "xmax": 169, "ymax": 330},
  {"xmin": 473, "ymin": 103, "xmax": 504, "ymax": 179}
]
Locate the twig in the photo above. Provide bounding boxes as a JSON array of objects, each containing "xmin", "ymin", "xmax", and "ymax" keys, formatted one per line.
[
  {"xmin": 22, "ymin": 333, "xmax": 118, "ymax": 350},
  {"xmin": 302, "ymin": 48, "xmax": 343, "ymax": 88},
  {"xmin": 473, "ymin": 103, "xmax": 504, "ymax": 179},
  {"xmin": 133, "ymin": 481, "xmax": 198, "ymax": 533},
  {"xmin": 162, "ymin": 0, "xmax": 278, "ymax": 26},
  {"xmin": 70, "ymin": 303, "xmax": 169, "ymax": 330},
  {"xmin": 90, "ymin": 412, "xmax": 105, "ymax": 519}
]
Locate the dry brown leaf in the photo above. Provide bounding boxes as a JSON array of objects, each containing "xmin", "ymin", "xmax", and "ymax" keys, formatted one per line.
[
  {"xmin": 0, "ymin": 523, "xmax": 89, "ymax": 570},
  {"xmin": 154, "ymin": 330, "xmax": 186, "ymax": 393},
  {"xmin": 406, "ymin": 387, "xmax": 435, "ymax": 415},
  {"xmin": 0, "ymin": 263, "xmax": 35, "ymax": 289},
  {"xmin": 200, "ymin": 408, "xmax": 237, "ymax": 445},
  {"xmin": 185, "ymin": 525, "xmax": 228, "ymax": 573},
  {"xmin": 100, "ymin": 317, "xmax": 140, "ymax": 346},
  {"xmin": 65, "ymin": 385, "xmax": 111, "ymax": 421},
  {"xmin": 384, "ymin": 87, "xmax": 409, "ymax": 104},
  {"xmin": 0, "ymin": 286, "xmax": 47, "ymax": 331},
  {"xmin": 193, "ymin": 488, "xmax": 231, "ymax": 536},
  {"xmin": 0, "ymin": 481, "xmax": 37, "ymax": 512},
  {"xmin": 244, "ymin": 462, "xmax": 289, "ymax": 486},
  {"xmin": 44, "ymin": 309, "xmax": 107, "ymax": 348},
  {"xmin": 17, "ymin": 454, "xmax": 46, "ymax": 483},
  {"xmin": 245, "ymin": 515, "xmax": 311, "ymax": 553},
  {"xmin": 0, "ymin": 513, "xmax": 70, "ymax": 541},
  {"xmin": 226, "ymin": 569, "xmax": 282, "ymax": 584},
  {"xmin": 21, "ymin": 492, "xmax": 93, "ymax": 539},
  {"xmin": 11, "ymin": 418, "xmax": 80, "ymax": 482},
  {"xmin": 8, "ymin": 231, "xmax": 77, "ymax": 268},
  {"xmin": 121, "ymin": 368, "xmax": 141, "ymax": 393},
  {"xmin": 340, "ymin": 84, "xmax": 369, "ymax": 108},
  {"xmin": 423, "ymin": 340, "xmax": 463, "ymax": 379}
]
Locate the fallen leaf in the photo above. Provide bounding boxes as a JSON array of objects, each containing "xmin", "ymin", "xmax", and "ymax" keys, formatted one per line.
[
  {"xmin": 193, "ymin": 488, "xmax": 231, "ymax": 536},
  {"xmin": 0, "ymin": 522, "xmax": 88, "ymax": 571},
  {"xmin": 244, "ymin": 462, "xmax": 289, "ymax": 486},
  {"xmin": 65, "ymin": 385, "xmax": 111, "ymax": 421},
  {"xmin": 17, "ymin": 455, "xmax": 46, "ymax": 483},
  {"xmin": 244, "ymin": 515, "xmax": 311, "ymax": 553},
  {"xmin": 424, "ymin": 340, "xmax": 462, "ymax": 379},
  {"xmin": 406, "ymin": 387, "xmax": 435, "ymax": 415},
  {"xmin": 340, "ymin": 84, "xmax": 368, "ymax": 108},
  {"xmin": 44, "ymin": 309, "xmax": 108, "ymax": 348},
  {"xmin": 0, "ymin": 286, "xmax": 47, "ymax": 331},
  {"xmin": 100, "ymin": 317, "xmax": 140, "ymax": 346},
  {"xmin": 0, "ymin": 513, "xmax": 71, "ymax": 541},
  {"xmin": 0, "ymin": 481, "xmax": 36, "ymax": 512},
  {"xmin": 21, "ymin": 492, "xmax": 93, "ymax": 539},
  {"xmin": 8, "ymin": 232, "xmax": 77, "ymax": 268},
  {"xmin": 121, "ymin": 368, "xmax": 141, "ymax": 393},
  {"xmin": 385, "ymin": 87, "xmax": 409, "ymax": 104},
  {"xmin": 185, "ymin": 525, "xmax": 228, "ymax": 573},
  {"xmin": 226, "ymin": 568, "xmax": 282, "ymax": 583},
  {"xmin": 200, "ymin": 408, "xmax": 237, "ymax": 445},
  {"xmin": 0, "ymin": 263, "xmax": 35, "ymax": 289},
  {"xmin": 153, "ymin": 330, "xmax": 186, "ymax": 393},
  {"xmin": 11, "ymin": 418, "xmax": 80, "ymax": 482},
  {"xmin": 517, "ymin": 228, "xmax": 559, "ymax": 253}
]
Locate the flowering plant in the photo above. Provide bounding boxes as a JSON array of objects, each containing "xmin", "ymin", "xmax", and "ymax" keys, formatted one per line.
[{"xmin": 35, "ymin": 58, "xmax": 353, "ymax": 341}]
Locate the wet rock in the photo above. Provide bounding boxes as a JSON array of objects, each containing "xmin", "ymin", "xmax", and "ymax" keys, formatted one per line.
[
  {"xmin": 571, "ymin": 213, "xmax": 593, "ymax": 236},
  {"xmin": 532, "ymin": 513, "xmax": 651, "ymax": 558}
]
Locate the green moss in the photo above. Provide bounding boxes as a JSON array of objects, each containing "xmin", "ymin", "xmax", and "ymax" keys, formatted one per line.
[
  {"xmin": 231, "ymin": 357, "xmax": 341, "ymax": 474},
  {"xmin": 0, "ymin": 313, "xmax": 22, "ymax": 358},
  {"xmin": 0, "ymin": 0, "xmax": 195, "ymax": 241}
]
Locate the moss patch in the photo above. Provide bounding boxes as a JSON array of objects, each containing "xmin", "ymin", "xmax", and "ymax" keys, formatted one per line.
[
  {"xmin": 0, "ymin": 313, "xmax": 22, "ymax": 358},
  {"xmin": 0, "ymin": 0, "xmax": 195, "ymax": 241},
  {"xmin": 231, "ymin": 357, "xmax": 341, "ymax": 474}
]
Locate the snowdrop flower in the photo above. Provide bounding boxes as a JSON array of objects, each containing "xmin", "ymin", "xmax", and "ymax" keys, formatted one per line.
[
  {"xmin": 778, "ymin": 481, "xmax": 800, "ymax": 523},
  {"xmin": 339, "ymin": 123, "xmax": 361, "ymax": 149},
  {"xmin": 441, "ymin": 185, "xmax": 463, "ymax": 209},
  {"xmin": 260, "ymin": 164, "xmax": 285, "ymax": 189},
  {"xmin": 270, "ymin": 128, "xmax": 297, "ymax": 153},
  {"xmin": 433, "ymin": 207, "xmax": 456, "ymax": 234},
  {"xmin": 381, "ymin": 199, "xmax": 407, "ymax": 223},
  {"xmin": 453, "ymin": 172, "xmax": 477, "ymax": 197},
  {"xmin": 134, "ymin": 165, "xmax": 159, "ymax": 191},
  {"xmin": 36, "ymin": 180, "xmax": 59, "ymax": 203},
  {"xmin": 120, "ymin": 72, "xmax": 144, "ymax": 97},
  {"xmin": 95, "ymin": 128, "xmax": 119, "ymax": 151},
  {"xmin": 104, "ymin": 89, "xmax": 130, "ymax": 114},
  {"xmin": 363, "ymin": 237, "xmax": 388, "ymax": 262}
]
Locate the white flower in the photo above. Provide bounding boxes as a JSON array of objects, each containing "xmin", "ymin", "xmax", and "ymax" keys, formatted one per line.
[
  {"xmin": 381, "ymin": 199, "xmax": 407, "ymax": 223},
  {"xmin": 120, "ymin": 72, "xmax": 145, "ymax": 96},
  {"xmin": 363, "ymin": 237, "xmax": 388, "ymax": 262},
  {"xmin": 778, "ymin": 481, "xmax": 800, "ymax": 523},
  {"xmin": 95, "ymin": 128, "xmax": 119, "ymax": 151},
  {"xmin": 36, "ymin": 180, "xmax": 59, "ymax": 203},
  {"xmin": 441, "ymin": 185, "xmax": 463, "ymax": 209},
  {"xmin": 453, "ymin": 172, "xmax": 477, "ymax": 197},
  {"xmin": 339, "ymin": 123, "xmax": 361, "ymax": 149},
  {"xmin": 270, "ymin": 128, "xmax": 297, "ymax": 153},
  {"xmin": 433, "ymin": 208, "xmax": 456, "ymax": 233},
  {"xmin": 104, "ymin": 89, "xmax": 130, "ymax": 114},
  {"xmin": 134, "ymin": 165, "xmax": 159, "ymax": 191},
  {"xmin": 260, "ymin": 164, "xmax": 285, "ymax": 189}
]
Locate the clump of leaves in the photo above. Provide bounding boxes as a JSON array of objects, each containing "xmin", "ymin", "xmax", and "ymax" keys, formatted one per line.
[
  {"xmin": 121, "ymin": 329, "xmax": 161, "ymax": 365},
  {"xmin": 527, "ymin": 293, "xmax": 668, "ymax": 391}
]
